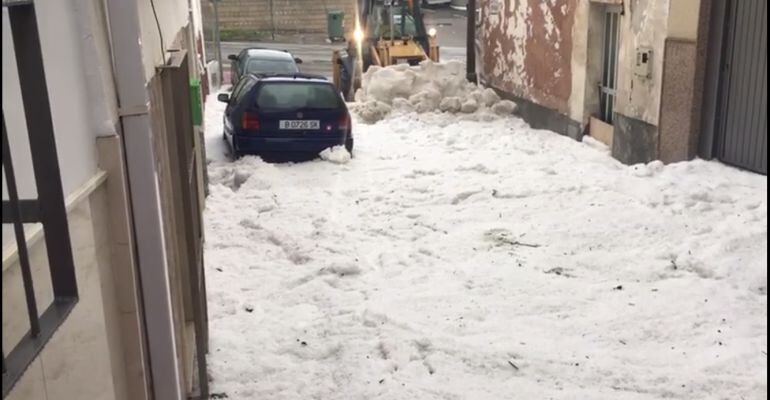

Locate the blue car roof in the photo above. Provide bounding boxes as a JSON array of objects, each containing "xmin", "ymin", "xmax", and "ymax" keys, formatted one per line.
[{"xmin": 247, "ymin": 73, "xmax": 330, "ymax": 83}]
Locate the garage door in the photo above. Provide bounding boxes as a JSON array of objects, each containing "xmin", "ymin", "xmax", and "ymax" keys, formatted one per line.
[{"xmin": 716, "ymin": 0, "xmax": 767, "ymax": 174}]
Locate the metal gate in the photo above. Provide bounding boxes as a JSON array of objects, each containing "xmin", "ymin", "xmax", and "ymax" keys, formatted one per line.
[
  {"xmin": 150, "ymin": 48, "xmax": 209, "ymax": 399},
  {"xmin": 715, "ymin": 0, "xmax": 767, "ymax": 174}
]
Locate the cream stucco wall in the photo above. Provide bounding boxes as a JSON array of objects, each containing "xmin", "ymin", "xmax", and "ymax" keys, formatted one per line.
[
  {"xmin": 568, "ymin": 1, "xmax": 591, "ymax": 123},
  {"xmin": 477, "ymin": 0, "xmax": 676, "ymax": 130},
  {"xmin": 613, "ymin": 0, "xmax": 670, "ymax": 126},
  {"xmin": 668, "ymin": 0, "xmax": 701, "ymax": 40}
]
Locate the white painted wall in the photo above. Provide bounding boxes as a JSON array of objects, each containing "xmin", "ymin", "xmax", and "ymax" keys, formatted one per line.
[
  {"xmin": 191, "ymin": 0, "xmax": 207, "ymax": 74},
  {"xmin": 565, "ymin": 0, "xmax": 673, "ymax": 127},
  {"xmin": 74, "ymin": 0, "xmax": 121, "ymax": 137},
  {"xmin": 2, "ymin": 4, "xmax": 101, "ymax": 247},
  {"xmin": 137, "ymin": 0, "xmax": 190, "ymax": 80},
  {"xmin": 191, "ymin": 0, "xmax": 204, "ymax": 47}
]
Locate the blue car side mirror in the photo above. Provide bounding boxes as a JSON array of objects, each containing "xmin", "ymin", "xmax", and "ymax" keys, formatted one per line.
[{"xmin": 217, "ymin": 93, "xmax": 230, "ymax": 103}]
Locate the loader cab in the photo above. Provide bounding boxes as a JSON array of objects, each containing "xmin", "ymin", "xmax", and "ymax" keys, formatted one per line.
[
  {"xmin": 360, "ymin": 0, "xmax": 430, "ymax": 52},
  {"xmin": 368, "ymin": 3, "xmax": 419, "ymax": 39}
]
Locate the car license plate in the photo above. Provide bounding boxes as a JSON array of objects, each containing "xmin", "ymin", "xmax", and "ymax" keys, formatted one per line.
[{"xmin": 279, "ymin": 120, "xmax": 320, "ymax": 130}]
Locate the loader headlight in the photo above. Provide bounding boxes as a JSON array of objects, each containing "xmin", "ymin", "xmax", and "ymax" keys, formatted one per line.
[
  {"xmin": 353, "ymin": 26, "xmax": 365, "ymax": 43},
  {"xmin": 428, "ymin": 27, "xmax": 437, "ymax": 38}
]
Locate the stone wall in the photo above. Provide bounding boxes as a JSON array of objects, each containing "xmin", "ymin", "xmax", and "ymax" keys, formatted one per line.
[{"xmin": 202, "ymin": 0, "xmax": 357, "ymax": 36}]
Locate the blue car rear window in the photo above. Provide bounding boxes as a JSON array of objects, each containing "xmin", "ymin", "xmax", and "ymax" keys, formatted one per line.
[{"xmin": 256, "ymin": 83, "xmax": 342, "ymax": 110}]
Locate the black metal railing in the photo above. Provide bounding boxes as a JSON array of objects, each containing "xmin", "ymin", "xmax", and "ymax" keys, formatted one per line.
[{"xmin": 2, "ymin": 1, "xmax": 79, "ymax": 397}]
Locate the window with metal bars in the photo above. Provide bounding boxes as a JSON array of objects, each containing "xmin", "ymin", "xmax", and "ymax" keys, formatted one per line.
[
  {"xmin": 2, "ymin": 1, "xmax": 79, "ymax": 397},
  {"xmin": 599, "ymin": 6, "xmax": 621, "ymax": 124}
]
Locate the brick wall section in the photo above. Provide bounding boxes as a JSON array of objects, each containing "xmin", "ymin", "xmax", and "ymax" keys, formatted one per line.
[{"xmin": 202, "ymin": 0, "xmax": 357, "ymax": 35}]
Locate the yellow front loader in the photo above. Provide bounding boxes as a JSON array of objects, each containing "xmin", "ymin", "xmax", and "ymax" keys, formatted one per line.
[{"xmin": 333, "ymin": 0, "xmax": 440, "ymax": 100}]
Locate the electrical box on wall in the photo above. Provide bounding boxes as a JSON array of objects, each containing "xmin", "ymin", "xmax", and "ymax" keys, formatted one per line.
[
  {"xmin": 634, "ymin": 47, "xmax": 653, "ymax": 78},
  {"xmin": 489, "ymin": 0, "xmax": 502, "ymax": 15}
]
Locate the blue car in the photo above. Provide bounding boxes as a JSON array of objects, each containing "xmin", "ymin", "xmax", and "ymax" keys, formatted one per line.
[
  {"xmin": 218, "ymin": 74, "xmax": 353, "ymax": 159},
  {"xmin": 227, "ymin": 48, "xmax": 302, "ymax": 86}
]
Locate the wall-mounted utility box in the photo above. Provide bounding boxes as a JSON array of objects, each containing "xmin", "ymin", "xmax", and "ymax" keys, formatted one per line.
[
  {"xmin": 634, "ymin": 47, "xmax": 653, "ymax": 78},
  {"xmin": 489, "ymin": 0, "xmax": 502, "ymax": 15}
]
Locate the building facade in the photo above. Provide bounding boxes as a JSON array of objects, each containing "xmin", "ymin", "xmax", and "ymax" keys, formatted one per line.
[
  {"xmin": 2, "ymin": 0, "xmax": 210, "ymax": 399},
  {"xmin": 476, "ymin": 0, "xmax": 766, "ymax": 174}
]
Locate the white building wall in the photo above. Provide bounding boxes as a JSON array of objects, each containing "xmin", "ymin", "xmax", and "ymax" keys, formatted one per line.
[
  {"xmin": 2, "ymin": 0, "xmax": 199, "ymax": 250},
  {"xmin": 3, "ymin": 0, "xmax": 200, "ymax": 398},
  {"xmin": 137, "ymin": 0, "xmax": 191, "ymax": 80},
  {"xmin": 74, "ymin": 0, "xmax": 121, "ymax": 137},
  {"xmin": 191, "ymin": 0, "xmax": 207, "ymax": 68},
  {"xmin": 2, "ymin": 3, "xmax": 100, "ymax": 248}
]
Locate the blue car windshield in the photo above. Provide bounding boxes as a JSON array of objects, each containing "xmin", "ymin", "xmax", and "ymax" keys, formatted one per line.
[
  {"xmin": 245, "ymin": 59, "xmax": 299, "ymax": 74},
  {"xmin": 256, "ymin": 83, "xmax": 342, "ymax": 110}
]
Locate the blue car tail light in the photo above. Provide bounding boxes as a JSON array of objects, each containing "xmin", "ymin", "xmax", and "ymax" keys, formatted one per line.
[
  {"xmin": 241, "ymin": 112, "xmax": 261, "ymax": 132},
  {"xmin": 338, "ymin": 113, "xmax": 350, "ymax": 132}
]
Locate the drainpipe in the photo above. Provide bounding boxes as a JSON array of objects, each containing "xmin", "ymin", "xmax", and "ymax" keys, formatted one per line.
[
  {"xmin": 466, "ymin": 0, "xmax": 477, "ymax": 83},
  {"xmin": 101, "ymin": 0, "xmax": 184, "ymax": 399},
  {"xmin": 212, "ymin": 0, "xmax": 223, "ymax": 86}
]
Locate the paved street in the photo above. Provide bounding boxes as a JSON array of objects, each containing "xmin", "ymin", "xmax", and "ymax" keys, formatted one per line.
[
  {"xmin": 206, "ymin": 5, "xmax": 467, "ymax": 81},
  {"xmin": 211, "ymin": 41, "xmax": 466, "ymax": 81}
]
